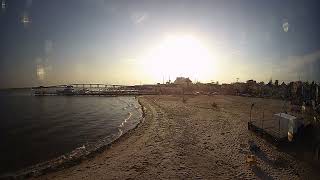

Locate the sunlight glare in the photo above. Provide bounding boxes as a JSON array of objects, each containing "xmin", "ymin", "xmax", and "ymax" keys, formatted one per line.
[{"xmin": 142, "ymin": 34, "xmax": 216, "ymax": 82}]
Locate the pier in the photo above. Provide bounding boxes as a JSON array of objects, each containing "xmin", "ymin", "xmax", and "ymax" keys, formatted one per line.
[{"xmin": 31, "ymin": 84, "xmax": 158, "ymax": 96}]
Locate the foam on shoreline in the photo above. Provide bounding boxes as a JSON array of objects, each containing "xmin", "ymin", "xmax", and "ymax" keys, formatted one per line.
[{"xmin": 0, "ymin": 97, "xmax": 145, "ymax": 179}]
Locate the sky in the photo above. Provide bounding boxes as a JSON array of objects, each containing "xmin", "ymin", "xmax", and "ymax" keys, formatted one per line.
[{"xmin": 0, "ymin": 0, "xmax": 320, "ymax": 88}]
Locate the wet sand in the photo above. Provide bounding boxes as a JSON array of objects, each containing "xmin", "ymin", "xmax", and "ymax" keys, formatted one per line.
[{"xmin": 35, "ymin": 95, "xmax": 319, "ymax": 179}]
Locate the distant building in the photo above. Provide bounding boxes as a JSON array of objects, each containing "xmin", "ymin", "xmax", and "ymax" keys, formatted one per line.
[
  {"xmin": 246, "ymin": 80, "xmax": 257, "ymax": 85},
  {"xmin": 174, "ymin": 77, "xmax": 192, "ymax": 86},
  {"xmin": 221, "ymin": 83, "xmax": 236, "ymax": 95},
  {"xmin": 246, "ymin": 80, "xmax": 259, "ymax": 95},
  {"xmin": 278, "ymin": 82, "xmax": 288, "ymax": 98},
  {"xmin": 233, "ymin": 82, "xmax": 246, "ymax": 95}
]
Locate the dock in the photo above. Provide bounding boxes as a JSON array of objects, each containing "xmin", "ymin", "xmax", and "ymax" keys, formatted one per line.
[{"xmin": 31, "ymin": 84, "xmax": 159, "ymax": 96}]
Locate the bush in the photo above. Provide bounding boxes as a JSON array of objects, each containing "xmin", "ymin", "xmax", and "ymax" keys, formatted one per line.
[
  {"xmin": 182, "ymin": 97, "xmax": 187, "ymax": 103},
  {"xmin": 211, "ymin": 102, "xmax": 218, "ymax": 108}
]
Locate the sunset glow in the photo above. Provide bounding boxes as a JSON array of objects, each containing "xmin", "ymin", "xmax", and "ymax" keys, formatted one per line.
[
  {"xmin": 142, "ymin": 35, "xmax": 216, "ymax": 82},
  {"xmin": 0, "ymin": 0, "xmax": 319, "ymax": 88}
]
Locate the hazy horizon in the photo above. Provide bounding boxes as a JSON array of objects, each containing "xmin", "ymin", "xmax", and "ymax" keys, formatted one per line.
[{"xmin": 1, "ymin": 0, "xmax": 320, "ymax": 88}]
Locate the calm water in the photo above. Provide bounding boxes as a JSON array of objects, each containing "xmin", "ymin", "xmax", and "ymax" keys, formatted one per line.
[{"xmin": 0, "ymin": 89, "xmax": 142, "ymax": 175}]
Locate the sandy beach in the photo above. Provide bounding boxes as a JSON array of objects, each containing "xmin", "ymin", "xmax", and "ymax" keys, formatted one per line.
[{"xmin": 34, "ymin": 95, "xmax": 319, "ymax": 179}]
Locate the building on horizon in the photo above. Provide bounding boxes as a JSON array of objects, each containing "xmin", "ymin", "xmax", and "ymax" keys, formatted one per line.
[{"xmin": 174, "ymin": 77, "xmax": 192, "ymax": 86}]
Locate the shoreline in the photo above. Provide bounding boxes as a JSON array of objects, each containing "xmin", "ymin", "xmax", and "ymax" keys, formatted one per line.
[
  {"xmin": 0, "ymin": 97, "xmax": 146, "ymax": 180},
  {"xmin": 8, "ymin": 95, "xmax": 320, "ymax": 179}
]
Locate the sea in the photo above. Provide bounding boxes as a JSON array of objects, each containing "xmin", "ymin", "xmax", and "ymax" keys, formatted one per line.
[{"xmin": 0, "ymin": 89, "xmax": 142, "ymax": 176}]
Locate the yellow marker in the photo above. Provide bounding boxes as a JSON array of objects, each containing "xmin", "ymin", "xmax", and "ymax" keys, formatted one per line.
[
  {"xmin": 288, "ymin": 131, "xmax": 293, "ymax": 142},
  {"xmin": 246, "ymin": 154, "xmax": 257, "ymax": 166}
]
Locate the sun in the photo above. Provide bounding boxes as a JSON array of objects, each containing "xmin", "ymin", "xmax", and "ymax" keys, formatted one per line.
[{"xmin": 142, "ymin": 34, "xmax": 216, "ymax": 82}]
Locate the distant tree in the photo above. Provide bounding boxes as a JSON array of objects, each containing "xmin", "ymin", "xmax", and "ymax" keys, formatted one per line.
[
  {"xmin": 275, "ymin": 80, "xmax": 279, "ymax": 86},
  {"xmin": 296, "ymin": 84, "xmax": 303, "ymax": 103},
  {"xmin": 310, "ymin": 81, "xmax": 317, "ymax": 100},
  {"xmin": 305, "ymin": 81, "xmax": 310, "ymax": 86},
  {"xmin": 288, "ymin": 82, "xmax": 295, "ymax": 98}
]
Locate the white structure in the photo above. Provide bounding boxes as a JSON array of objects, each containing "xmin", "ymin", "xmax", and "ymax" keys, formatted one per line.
[{"xmin": 274, "ymin": 113, "xmax": 303, "ymax": 141}]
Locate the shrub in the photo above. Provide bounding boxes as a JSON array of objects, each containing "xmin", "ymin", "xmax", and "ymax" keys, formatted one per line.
[{"xmin": 211, "ymin": 102, "xmax": 218, "ymax": 108}]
